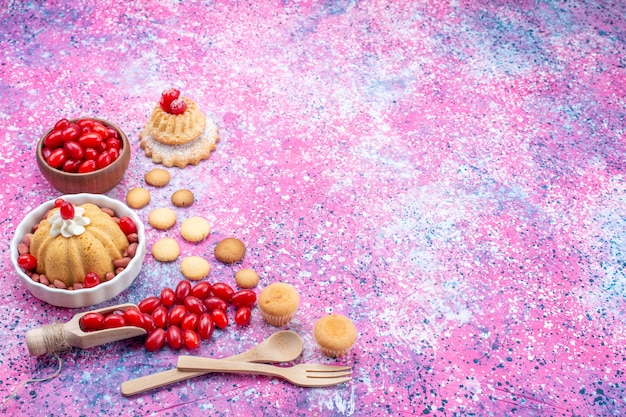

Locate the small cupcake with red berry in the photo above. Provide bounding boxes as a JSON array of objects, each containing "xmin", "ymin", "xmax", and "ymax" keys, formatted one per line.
[
  {"xmin": 313, "ymin": 314, "xmax": 357, "ymax": 358},
  {"xmin": 139, "ymin": 88, "xmax": 219, "ymax": 168}
]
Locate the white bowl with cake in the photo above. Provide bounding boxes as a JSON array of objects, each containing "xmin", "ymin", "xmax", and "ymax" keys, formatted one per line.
[{"xmin": 10, "ymin": 194, "xmax": 146, "ymax": 308}]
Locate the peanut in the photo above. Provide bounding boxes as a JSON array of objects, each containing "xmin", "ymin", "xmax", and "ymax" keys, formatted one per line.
[
  {"xmin": 100, "ymin": 207, "xmax": 115, "ymax": 217},
  {"xmin": 113, "ymin": 257, "xmax": 131, "ymax": 268},
  {"xmin": 125, "ymin": 243, "xmax": 138, "ymax": 258}
]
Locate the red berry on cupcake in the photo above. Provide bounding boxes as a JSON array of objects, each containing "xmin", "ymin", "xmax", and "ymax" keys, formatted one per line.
[
  {"xmin": 169, "ymin": 99, "xmax": 187, "ymax": 115},
  {"xmin": 159, "ymin": 88, "xmax": 180, "ymax": 112}
]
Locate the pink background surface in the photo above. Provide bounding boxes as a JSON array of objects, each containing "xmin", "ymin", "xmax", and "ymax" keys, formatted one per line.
[{"xmin": 1, "ymin": 1, "xmax": 625, "ymax": 416}]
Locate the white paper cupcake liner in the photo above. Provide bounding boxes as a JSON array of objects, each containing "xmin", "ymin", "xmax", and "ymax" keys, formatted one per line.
[
  {"xmin": 260, "ymin": 310, "xmax": 295, "ymax": 327},
  {"xmin": 318, "ymin": 345, "xmax": 351, "ymax": 358}
]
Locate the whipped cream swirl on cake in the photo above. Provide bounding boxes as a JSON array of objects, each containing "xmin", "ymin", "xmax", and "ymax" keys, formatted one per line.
[{"xmin": 49, "ymin": 206, "xmax": 91, "ymax": 238}]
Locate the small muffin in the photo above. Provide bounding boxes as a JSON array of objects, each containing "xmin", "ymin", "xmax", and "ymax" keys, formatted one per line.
[
  {"xmin": 314, "ymin": 314, "xmax": 357, "ymax": 358},
  {"xmin": 258, "ymin": 283, "xmax": 299, "ymax": 326}
]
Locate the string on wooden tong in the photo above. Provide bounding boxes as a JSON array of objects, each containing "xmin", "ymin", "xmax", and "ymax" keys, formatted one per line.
[
  {"xmin": 0, "ymin": 323, "xmax": 68, "ymax": 408},
  {"xmin": 40, "ymin": 322, "xmax": 72, "ymax": 355}
]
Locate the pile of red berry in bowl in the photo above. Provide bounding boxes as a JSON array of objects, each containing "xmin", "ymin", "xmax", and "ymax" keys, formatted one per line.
[
  {"xmin": 36, "ymin": 117, "xmax": 130, "ymax": 194},
  {"xmin": 10, "ymin": 194, "xmax": 146, "ymax": 308}
]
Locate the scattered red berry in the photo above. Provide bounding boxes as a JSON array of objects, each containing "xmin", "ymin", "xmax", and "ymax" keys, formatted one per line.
[
  {"xmin": 211, "ymin": 309, "xmax": 229, "ymax": 329},
  {"xmin": 168, "ymin": 305, "xmax": 186, "ymax": 327},
  {"xmin": 181, "ymin": 313, "xmax": 199, "ymax": 331},
  {"xmin": 211, "ymin": 282, "xmax": 235, "ymax": 302},
  {"xmin": 203, "ymin": 296, "xmax": 228, "ymax": 312},
  {"xmin": 160, "ymin": 287, "xmax": 176, "ymax": 308},
  {"xmin": 184, "ymin": 296, "xmax": 205, "ymax": 315},
  {"xmin": 134, "ymin": 280, "xmax": 258, "ymax": 351},
  {"xmin": 231, "ymin": 290, "xmax": 257, "ymax": 307},
  {"xmin": 183, "ymin": 329, "xmax": 201, "ymax": 350},
  {"xmin": 190, "ymin": 281, "xmax": 212, "ymax": 299},
  {"xmin": 175, "ymin": 280, "xmax": 191, "ymax": 304},
  {"xmin": 142, "ymin": 314, "xmax": 157, "ymax": 332},
  {"xmin": 138, "ymin": 296, "xmax": 161, "ymax": 314},
  {"xmin": 145, "ymin": 328, "xmax": 166, "ymax": 352},
  {"xmin": 197, "ymin": 313, "xmax": 214, "ymax": 340},
  {"xmin": 152, "ymin": 306, "xmax": 169, "ymax": 329},
  {"xmin": 235, "ymin": 306, "xmax": 252, "ymax": 326},
  {"xmin": 167, "ymin": 325, "xmax": 183, "ymax": 350}
]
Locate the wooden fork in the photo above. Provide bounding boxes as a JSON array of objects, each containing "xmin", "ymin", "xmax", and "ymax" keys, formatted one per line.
[{"xmin": 177, "ymin": 357, "xmax": 352, "ymax": 388}]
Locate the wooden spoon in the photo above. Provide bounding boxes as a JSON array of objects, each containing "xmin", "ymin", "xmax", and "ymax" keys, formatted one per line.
[
  {"xmin": 25, "ymin": 303, "xmax": 147, "ymax": 356},
  {"xmin": 120, "ymin": 330, "xmax": 303, "ymax": 396}
]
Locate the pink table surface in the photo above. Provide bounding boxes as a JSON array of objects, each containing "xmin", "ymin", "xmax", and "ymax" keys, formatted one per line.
[{"xmin": 1, "ymin": 1, "xmax": 625, "ymax": 416}]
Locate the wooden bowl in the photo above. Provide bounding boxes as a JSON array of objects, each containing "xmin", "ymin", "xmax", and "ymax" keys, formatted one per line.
[{"xmin": 36, "ymin": 118, "xmax": 130, "ymax": 194}]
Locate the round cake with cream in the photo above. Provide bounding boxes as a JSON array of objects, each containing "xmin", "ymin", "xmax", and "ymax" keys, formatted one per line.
[{"xmin": 29, "ymin": 202, "xmax": 130, "ymax": 288}]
